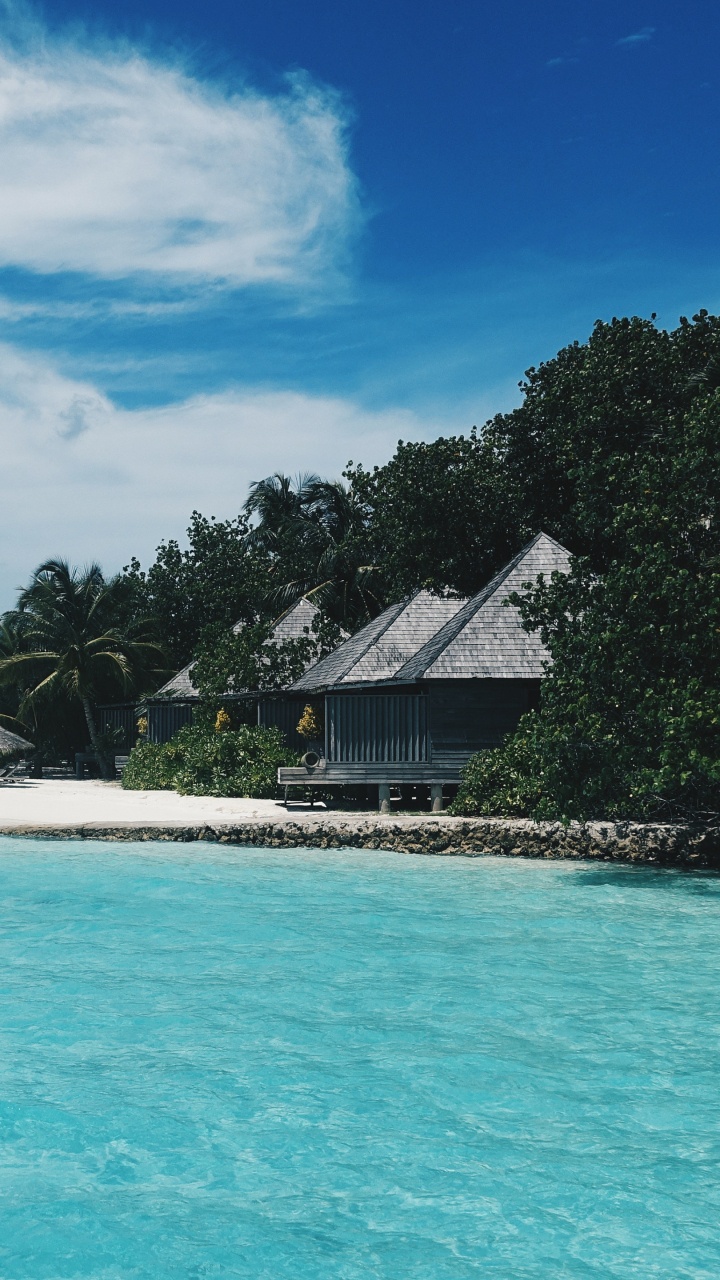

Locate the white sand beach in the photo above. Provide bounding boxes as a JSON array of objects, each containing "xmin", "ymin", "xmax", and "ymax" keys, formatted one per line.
[{"xmin": 0, "ymin": 777, "xmax": 299, "ymax": 828}]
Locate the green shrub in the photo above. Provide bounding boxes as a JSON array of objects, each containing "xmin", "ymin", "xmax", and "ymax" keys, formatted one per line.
[
  {"xmin": 120, "ymin": 740, "xmax": 179, "ymax": 791},
  {"xmin": 121, "ymin": 723, "xmax": 295, "ymax": 797},
  {"xmin": 450, "ymin": 717, "xmax": 547, "ymax": 819}
]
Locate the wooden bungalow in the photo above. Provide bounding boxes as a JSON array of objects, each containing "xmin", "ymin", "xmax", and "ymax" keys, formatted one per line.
[
  {"xmin": 144, "ymin": 596, "xmax": 323, "ymax": 745},
  {"xmin": 258, "ymin": 587, "xmax": 464, "ymax": 760},
  {"xmin": 277, "ymin": 533, "xmax": 571, "ymax": 809}
]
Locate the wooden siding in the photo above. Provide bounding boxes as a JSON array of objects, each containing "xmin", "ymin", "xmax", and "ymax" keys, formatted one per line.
[
  {"xmin": 429, "ymin": 680, "xmax": 537, "ymax": 757},
  {"xmin": 96, "ymin": 703, "xmax": 138, "ymax": 752},
  {"xmin": 327, "ymin": 693, "xmax": 428, "ymax": 763},
  {"xmin": 147, "ymin": 700, "xmax": 195, "ymax": 744},
  {"xmin": 258, "ymin": 697, "xmax": 310, "ymax": 753}
]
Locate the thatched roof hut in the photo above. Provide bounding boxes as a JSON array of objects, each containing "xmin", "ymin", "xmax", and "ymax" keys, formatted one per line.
[
  {"xmin": 276, "ymin": 533, "xmax": 573, "ymax": 801},
  {"xmin": 0, "ymin": 725, "xmax": 34, "ymax": 758},
  {"xmin": 392, "ymin": 532, "xmax": 571, "ymax": 681}
]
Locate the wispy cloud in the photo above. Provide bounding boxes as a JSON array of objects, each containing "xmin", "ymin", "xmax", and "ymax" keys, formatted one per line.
[
  {"xmin": 616, "ymin": 26, "xmax": 656, "ymax": 47},
  {"xmin": 0, "ymin": 294, "xmax": 205, "ymax": 321},
  {"xmin": 0, "ymin": 18, "xmax": 361, "ymax": 286},
  {"xmin": 0, "ymin": 344, "xmax": 448, "ymax": 603},
  {"xmin": 546, "ymin": 56, "xmax": 580, "ymax": 69}
]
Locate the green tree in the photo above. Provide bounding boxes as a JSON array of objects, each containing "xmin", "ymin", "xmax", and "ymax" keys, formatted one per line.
[
  {"xmin": 348, "ymin": 431, "xmax": 515, "ymax": 598},
  {"xmin": 245, "ymin": 474, "xmax": 384, "ymax": 627},
  {"xmin": 452, "ymin": 387, "xmax": 720, "ymax": 821},
  {"xmin": 190, "ymin": 611, "xmax": 343, "ymax": 701},
  {"xmin": 0, "ymin": 561, "xmax": 164, "ymax": 778},
  {"xmin": 352, "ymin": 310, "xmax": 720, "ymax": 596},
  {"xmin": 123, "ymin": 511, "xmax": 270, "ymax": 667}
]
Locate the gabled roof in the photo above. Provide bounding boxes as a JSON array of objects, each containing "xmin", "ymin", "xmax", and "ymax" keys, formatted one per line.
[
  {"xmin": 394, "ymin": 532, "xmax": 571, "ymax": 682},
  {"xmin": 154, "ymin": 596, "xmax": 322, "ymax": 699},
  {"xmin": 288, "ymin": 590, "xmax": 466, "ymax": 694}
]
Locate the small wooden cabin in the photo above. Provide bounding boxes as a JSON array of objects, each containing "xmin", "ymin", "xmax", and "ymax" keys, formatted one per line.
[
  {"xmin": 276, "ymin": 533, "xmax": 571, "ymax": 807},
  {"xmin": 145, "ymin": 597, "xmax": 322, "ymax": 745}
]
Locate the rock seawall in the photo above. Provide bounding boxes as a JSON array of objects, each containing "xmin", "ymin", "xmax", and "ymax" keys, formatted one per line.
[{"xmin": 1, "ymin": 816, "xmax": 718, "ymax": 868}]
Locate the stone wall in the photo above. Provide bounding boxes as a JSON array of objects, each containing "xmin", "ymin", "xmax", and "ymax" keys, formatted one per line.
[{"xmin": 1, "ymin": 816, "xmax": 719, "ymax": 868}]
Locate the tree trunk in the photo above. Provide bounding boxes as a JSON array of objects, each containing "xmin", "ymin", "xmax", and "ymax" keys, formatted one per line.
[{"xmin": 82, "ymin": 696, "xmax": 112, "ymax": 781}]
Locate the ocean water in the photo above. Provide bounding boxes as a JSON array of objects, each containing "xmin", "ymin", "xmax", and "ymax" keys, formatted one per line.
[{"xmin": 0, "ymin": 842, "xmax": 719, "ymax": 1279}]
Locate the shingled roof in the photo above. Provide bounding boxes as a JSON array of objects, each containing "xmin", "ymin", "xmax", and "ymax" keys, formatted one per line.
[
  {"xmin": 288, "ymin": 590, "xmax": 466, "ymax": 694},
  {"xmin": 394, "ymin": 532, "xmax": 571, "ymax": 681},
  {"xmin": 155, "ymin": 596, "xmax": 322, "ymax": 698}
]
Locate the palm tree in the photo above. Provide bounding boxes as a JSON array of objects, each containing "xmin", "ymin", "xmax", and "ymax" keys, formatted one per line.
[
  {"xmin": 0, "ymin": 560, "xmax": 164, "ymax": 779},
  {"xmin": 244, "ymin": 474, "xmax": 385, "ymax": 628},
  {"xmin": 0, "ymin": 613, "xmax": 35, "ymax": 741}
]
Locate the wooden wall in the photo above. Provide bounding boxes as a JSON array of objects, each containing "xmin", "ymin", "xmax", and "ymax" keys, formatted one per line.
[
  {"xmin": 326, "ymin": 692, "xmax": 428, "ymax": 763},
  {"xmin": 258, "ymin": 697, "xmax": 311, "ymax": 754},
  {"xmin": 429, "ymin": 679, "xmax": 539, "ymax": 770},
  {"xmin": 146, "ymin": 700, "xmax": 196, "ymax": 744}
]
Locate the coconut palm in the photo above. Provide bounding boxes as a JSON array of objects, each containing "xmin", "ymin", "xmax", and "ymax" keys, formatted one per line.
[
  {"xmin": 0, "ymin": 613, "xmax": 35, "ymax": 737},
  {"xmin": 0, "ymin": 560, "xmax": 164, "ymax": 779},
  {"xmin": 244, "ymin": 474, "xmax": 385, "ymax": 627}
]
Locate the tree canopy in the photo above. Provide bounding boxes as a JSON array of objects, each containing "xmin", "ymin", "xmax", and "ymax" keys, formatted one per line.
[
  {"xmin": 349, "ymin": 310, "xmax": 720, "ymax": 596},
  {"xmin": 0, "ymin": 561, "xmax": 163, "ymax": 776},
  {"xmin": 452, "ymin": 321, "xmax": 720, "ymax": 821}
]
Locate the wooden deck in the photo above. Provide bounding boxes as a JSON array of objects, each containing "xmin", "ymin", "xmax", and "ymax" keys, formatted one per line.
[{"xmin": 278, "ymin": 761, "xmax": 463, "ymax": 812}]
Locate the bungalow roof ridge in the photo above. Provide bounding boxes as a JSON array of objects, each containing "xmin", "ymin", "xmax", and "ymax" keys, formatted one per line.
[
  {"xmin": 287, "ymin": 592, "xmax": 418, "ymax": 693},
  {"xmin": 392, "ymin": 532, "xmax": 569, "ymax": 682}
]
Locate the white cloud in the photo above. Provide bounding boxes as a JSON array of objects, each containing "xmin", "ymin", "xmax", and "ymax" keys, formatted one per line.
[
  {"xmin": 0, "ymin": 344, "xmax": 447, "ymax": 605},
  {"xmin": 0, "ymin": 22, "xmax": 360, "ymax": 284},
  {"xmin": 616, "ymin": 26, "xmax": 655, "ymax": 47}
]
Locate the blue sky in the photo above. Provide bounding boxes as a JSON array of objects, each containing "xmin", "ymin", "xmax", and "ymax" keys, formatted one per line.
[{"xmin": 1, "ymin": 0, "xmax": 718, "ymax": 606}]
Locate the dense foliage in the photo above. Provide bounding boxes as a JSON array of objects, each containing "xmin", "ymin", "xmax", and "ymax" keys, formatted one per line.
[
  {"xmin": 0, "ymin": 561, "xmax": 163, "ymax": 775},
  {"xmin": 122, "ymin": 511, "xmax": 268, "ymax": 668},
  {"xmin": 244, "ymin": 474, "xmax": 384, "ymax": 627},
  {"xmin": 121, "ymin": 723, "xmax": 295, "ymax": 797},
  {"xmin": 190, "ymin": 611, "xmax": 343, "ymax": 701},
  {"xmin": 452, "ymin": 348, "xmax": 720, "ymax": 821},
  {"xmin": 350, "ymin": 310, "xmax": 720, "ymax": 595}
]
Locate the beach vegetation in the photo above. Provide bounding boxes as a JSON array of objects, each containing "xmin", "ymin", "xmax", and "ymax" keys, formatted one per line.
[
  {"xmin": 0, "ymin": 561, "xmax": 164, "ymax": 778},
  {"xmin": 244, "ymin": 473, "xmax": 384, "ymax": 629},
  {"xmin": 3, "ymin": 310, "xmax": 720, "ymax": 814},
  {"xmin": 296, "ymin": 704, "xmax": 324, "ymax": 740},
  {"xmin": 451, "ymin": 316, "xmax": 720, "ymax": 821},
  {"xmin": 121, "ymin": 722, "xmax": 295, "ymax": 797}
]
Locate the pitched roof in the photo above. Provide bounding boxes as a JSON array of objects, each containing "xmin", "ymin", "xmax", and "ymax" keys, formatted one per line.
[
  {"xmin": 288, "ymin": 590, "xmax": 466, "ymax": 694},
  {"xmin": 233, "ymin": 595, "xmax": 320, "ymax": 643},
  {"xmin": 155, "ymin": 661, "xmax": 197, "ymax": 698},
  {"xmin": 394, "ymin": 532, "xmax": 571, "ymax": 682},
  {"xmin": 154, "ymin": 596, "xmax": 322, "ymax": 699}
]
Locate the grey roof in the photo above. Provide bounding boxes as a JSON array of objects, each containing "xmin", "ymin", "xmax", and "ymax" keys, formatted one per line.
[
  {"xmin": 289, "ymin": 590, "xmax": 466, "ymax": 694},
  {"xmin": 155, "ymin": 661, "xmax": 197, "ymax": 698},
  {"xmin": 232, "ymin": 595, "xmax": 320, "ymax": 643},
  {"xmin": 0, "ymin": 725, "xmax": 33, "ymax": 755},
  {"xmin": 155, "ymin": 597, "xmax": 322, "ymax": 698},
  {"xmin": 394, "ymin": 532, "xmax": 571, "ymax": 681}
]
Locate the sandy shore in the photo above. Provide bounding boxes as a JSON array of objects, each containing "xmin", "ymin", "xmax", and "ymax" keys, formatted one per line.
[
  {"xmin": 0, "ymin": 777, "xmax": 715, "ymax": 868},
  {"xmin": 0, "ymin": 777, "xmax": 304, "ymax": 827}
]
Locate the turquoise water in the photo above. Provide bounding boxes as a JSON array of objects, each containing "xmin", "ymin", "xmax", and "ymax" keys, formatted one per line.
[{"xmin": 0, "ymin": 843, "xmax": 719, "ymax": 1278}]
